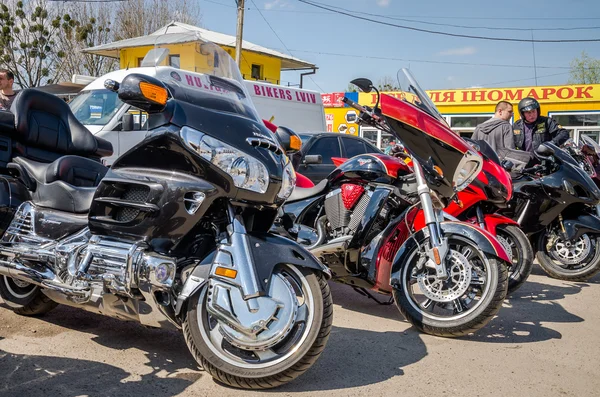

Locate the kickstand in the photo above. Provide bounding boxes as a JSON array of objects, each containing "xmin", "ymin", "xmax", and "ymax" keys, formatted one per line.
[{"xmin": 352, "ymin": 287, "xmax": 394, "ymax": 305}]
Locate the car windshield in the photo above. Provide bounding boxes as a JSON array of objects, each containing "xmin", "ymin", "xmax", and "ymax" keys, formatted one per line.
[
  {"xmin": 299, "ymin": 134, "xmax": 313, "ymax": 143},
  {"xmin": 70, "ymin": 89, "xmax": 123, "ymax": 126}
]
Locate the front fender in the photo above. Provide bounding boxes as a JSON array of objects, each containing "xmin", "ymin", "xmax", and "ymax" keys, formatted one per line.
[
  {"xmin": 562, "ymin": 214, "xmax": 600, "ymax": 241},
  {"xmin": 465, "ymin": 213, "xmax": 520, "ymax": 235},
  {"xmin": 390, "ymin": 221, "xmax": 510, "ymax": 286},
  {"xmin": 174, "ymin": 232, "xmax": 330, "ymax": 317}
]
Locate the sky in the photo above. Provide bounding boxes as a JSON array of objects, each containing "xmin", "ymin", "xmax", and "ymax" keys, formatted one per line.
[{"xmin": 198, "ymin": 0, "xmax": 600, "ymax": 93}]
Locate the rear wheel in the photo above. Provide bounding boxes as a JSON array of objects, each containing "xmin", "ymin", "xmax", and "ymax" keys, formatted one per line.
[
  {"xmin": 183, "ymin": 265, "xmax": 333, "ymax": 389},
  {"xmin": 537, "ymin": 228, "xmax": 600, "ymax": 281},
  {"xmin": 496, "ymin": 225, "xmax": 534, "ymax": 294},
  {"xmin": 0, "ymin": 276, "xmax": 58, "ymax": 316},
  {"xmin": 393, "ymin": 235, "xmax": 508, "ymax": 337}
]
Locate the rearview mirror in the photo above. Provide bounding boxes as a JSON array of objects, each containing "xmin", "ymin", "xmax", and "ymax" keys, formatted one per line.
[
  {"xmin": 107, "ymin": 73, "xmax": 169, "ymax": 113},
  {"xmin": 535, "ymin": 143, "xmax": 554, "ymax": 158},
  {"xmin": 501, "ymin": 160, "xmax": 514, "ymax": 172},
  {"xmin": 122, "ymin": 113, "xmax": 134, "ymax": 132},
  {"xmin": 350, "ymin": 78, "xmax": 374, "ymax": 93},
  {"xmin": 304, "ymin": 154, "xmax": 322, "ymax": 165},
  {"xmin": 275, "ymin": 126, "xmax": 302, "ymax": 154}
]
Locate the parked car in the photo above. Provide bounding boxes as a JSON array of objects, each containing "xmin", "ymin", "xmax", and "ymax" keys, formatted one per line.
[{"xmin": 292, "ymin": 132, "xmax": 381, "ymax": 183}]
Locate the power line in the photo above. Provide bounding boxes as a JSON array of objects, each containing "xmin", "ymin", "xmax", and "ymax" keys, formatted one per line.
[
  {"xmin": 283, "ymin": 49, "xmax": 580, "ymax": 70},
  {"xmin": 482, "ymin": 72, "xmax": 570, "ymax": 87},
  {"xmin": 298, "ymin": 0, "xmax": 600, "ymax": 43},
  {"xmin": 249, "ymin": 0, "xmax": 324, "ymax": 92}
]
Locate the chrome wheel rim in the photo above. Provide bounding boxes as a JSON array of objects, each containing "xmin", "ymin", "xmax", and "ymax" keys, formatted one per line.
[{"xmin": 197, "ymin": 265, "xmax": 315, "ymax": 369}]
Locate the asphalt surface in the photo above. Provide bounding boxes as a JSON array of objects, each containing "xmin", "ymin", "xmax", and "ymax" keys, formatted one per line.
[{"xmin": 1, "ymin": 265, "xmax": 599, "ymax": 397}]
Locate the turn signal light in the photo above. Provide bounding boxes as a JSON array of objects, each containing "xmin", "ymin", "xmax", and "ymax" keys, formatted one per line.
[
  {"xmin": 290, "ymin": 135, "xmax": 302, "ymax": 151},
  {"xmin": 139, "ymin": 82, "xmax": 168, "ymax": 105},
  {"xmin": 215, "ymin": 267, "xmax": 238, "ymax": 279},
  {"xmin": 433, "ymin": 165, "xmax": 444, "ymax": 178},
  {"xmin": 432, "ymin": 247, "xmax": 441, "ymax": 265}
]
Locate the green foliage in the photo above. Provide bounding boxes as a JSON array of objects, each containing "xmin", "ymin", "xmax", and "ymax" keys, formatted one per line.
[{"xmin": 568, "ymin": 51, "xmax": 600, "ymax": 84}]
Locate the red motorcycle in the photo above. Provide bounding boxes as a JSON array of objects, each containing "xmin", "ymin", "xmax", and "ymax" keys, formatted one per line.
[
  {"xmin": 275, "ymin": 70, "xmax": 510, "ymax": 337},
  {"xmin": 332, "ymin": 139, "xmax": 533, "ymax": 294}
]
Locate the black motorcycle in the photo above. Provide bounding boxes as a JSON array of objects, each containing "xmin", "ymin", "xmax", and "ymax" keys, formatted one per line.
[
  {"xmin": 0, "ymin": 42, "xmax": 332, "ymax": 389},
  {"xmin": 501, "ymin": 142, "xmax": 600, "ymax": 281}
]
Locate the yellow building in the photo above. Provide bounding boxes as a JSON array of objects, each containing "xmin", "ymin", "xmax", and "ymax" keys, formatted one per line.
[
  {"xmin": 82, "ymin": 22, "xmax": 316, "ymax": 86},
  {"xmin": 323, "ymin": 84, "xmax": 600, "ymax": 148}
]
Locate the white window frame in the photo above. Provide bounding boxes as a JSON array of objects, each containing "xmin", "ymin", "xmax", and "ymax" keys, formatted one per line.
[
  {"xmin": 443, "ymin": 113, "xmax": 496, "ymax": 136},
  {"xmin": 548, "ymin": 111, "xmax": 600, "ymax": 143}
]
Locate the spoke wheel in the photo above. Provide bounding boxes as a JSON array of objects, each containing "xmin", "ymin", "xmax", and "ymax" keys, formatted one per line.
[
  {"xmin": 537, "ymin": 229, "xmax": 600, "ymax": 281},
  {"xmin": 496, "ymin": 225, "xmax": 533, "ymax": 294},
  {"xmin": 393, "ymin": 235, "xmax": 508, "ymax": 337}
]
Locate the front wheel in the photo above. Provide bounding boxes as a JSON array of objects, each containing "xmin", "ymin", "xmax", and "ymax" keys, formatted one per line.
[
  {"xmin": 0, "ymin": 276, "xmax": 58, "ymax": 316},
  {"xmin": 496, "ymin": 224, "xmax": 534, "ymax": 294},
  {"xmin": 182, "ymin": 265, "xmax": 333, "ymax": 389},
  {"xmin": 393, "ymin": 235, "xmax": 508, "ymax": 337},
  {"xmin": 537, "ymin": 229, "xmax": 600, "ymax": 281}
]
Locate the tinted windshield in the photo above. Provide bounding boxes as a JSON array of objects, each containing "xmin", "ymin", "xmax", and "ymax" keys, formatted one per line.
[
  {"xmin": 70, "ymin": 89, "xmax": 123, "ymax": 126},
  {"xmin": 400, "ymin": 68, "xmax": 446, "ymax": 125}
]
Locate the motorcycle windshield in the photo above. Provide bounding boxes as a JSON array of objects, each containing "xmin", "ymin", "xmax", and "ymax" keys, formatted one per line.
[
  {"xmin": 379, "ymin": 69, "xmax": 480, "ymax": 197},
  {"xmin": 145, "ymin": 24, "xmax": 261, "ymax": 122}
]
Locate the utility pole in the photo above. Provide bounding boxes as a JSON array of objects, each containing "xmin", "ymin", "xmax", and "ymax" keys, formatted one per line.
[{"xmin": 235, "ymin": 0, "xmax": 245, "ymax": 67}]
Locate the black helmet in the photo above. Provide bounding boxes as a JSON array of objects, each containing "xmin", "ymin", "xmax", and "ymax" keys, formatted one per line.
[{"xmin": 518, "ymin": 97, "xmax": 540, "ymax": 120}]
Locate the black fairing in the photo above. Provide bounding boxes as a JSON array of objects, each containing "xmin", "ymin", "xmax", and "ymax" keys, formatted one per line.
[
  {"xmin": 88, "ymin": 96, "xmax": 288, "ymax": 251},
  {"xmin": 504, "ymin": 146, "xmax": 600, "ymax": 234}
]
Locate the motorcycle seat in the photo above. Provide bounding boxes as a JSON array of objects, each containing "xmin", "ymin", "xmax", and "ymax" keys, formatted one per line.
[
  {"xmin": 288, "ymin": 179, "xmax": 328, "ymax": 202},
  {"xmin": 11, "ymin": 155, "xmax": 108, "ymax": 213}
]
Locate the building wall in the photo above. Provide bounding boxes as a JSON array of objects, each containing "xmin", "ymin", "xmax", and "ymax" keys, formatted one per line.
[{"xmin": 119, "ymin": 43, "xmax": 282, "ymax": 84}]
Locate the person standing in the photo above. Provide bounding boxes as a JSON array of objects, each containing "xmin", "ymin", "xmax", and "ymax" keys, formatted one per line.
[
  {"xmin": 513, "ymin": 97, "xmax": 569, "ymax": 153},
  {"xmin": 0, "ymin": 69, "xmax": 16, "ymax": 111},
  {"xmin": 471, "ymin": 101, "xmax": 515, "ymax": 152}
]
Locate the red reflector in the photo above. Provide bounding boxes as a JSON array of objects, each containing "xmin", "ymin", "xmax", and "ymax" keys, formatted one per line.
[{"xmin": 341, "ymin": 184, "xmax": 365, "ymax": 210}]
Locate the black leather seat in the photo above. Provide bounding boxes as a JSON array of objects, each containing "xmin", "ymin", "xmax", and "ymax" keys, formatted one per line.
[
  {"xmin": 288, "ymin": 179, "xmax": 329, "ymax": 202},
  {"xmin": 9, "ymin": 89, "xmax": 113, "ymax": 162},
  {"xmin": 12, "ymin": 156, "xmax": 108, "ymax": 213}
]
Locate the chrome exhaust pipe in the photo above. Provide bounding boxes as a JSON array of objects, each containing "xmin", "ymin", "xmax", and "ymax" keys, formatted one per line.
[
  {"xmin": 310, "ymin": 235, "xmax": 352, "ymax": 258},
  {"xmin": 0, "ymin": 258, "xmax": 90, "ymax": 299}
]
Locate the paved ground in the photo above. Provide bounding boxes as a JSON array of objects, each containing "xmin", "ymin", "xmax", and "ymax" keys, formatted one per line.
[{"xmin": 1, "ymin": 265, "xmax": 599, "ymax": 397}]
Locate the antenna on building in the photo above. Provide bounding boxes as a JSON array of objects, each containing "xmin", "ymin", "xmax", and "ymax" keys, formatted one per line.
[{"xmin": 531, "ymin": 30, "xmax": 539, "ymax": 86}]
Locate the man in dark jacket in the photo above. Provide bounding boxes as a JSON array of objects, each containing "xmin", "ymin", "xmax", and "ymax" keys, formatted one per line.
[
  {"xmin": 513, "ymin": 97, "xmax": 570, "ymax": 153},
  {"xmin": 471, "ymin": 100, "xmax": 515, "ymax": 152}
]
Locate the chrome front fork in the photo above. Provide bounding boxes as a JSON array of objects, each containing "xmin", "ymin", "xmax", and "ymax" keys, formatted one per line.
[{"xmin": 412, "ymin": 158, "xmax": 449, "ymax": 279}]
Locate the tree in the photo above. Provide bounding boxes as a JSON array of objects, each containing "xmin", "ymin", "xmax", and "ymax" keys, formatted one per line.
[
  {"xmin": 113, "ymin": 0, "xmax": 202, "ymax": 40},
  {"xmin": 345, "ymin": 83, "xmax": 357, "ymax": 92},
  {"xmin": 376, "ymin": 75, "xmax": 401, "ymax": 92},
  {"xmin": 0, "ymin": 0, "xmax": 65, "ymax": 88},
  {"xmin": 54, "ymin": 3, "xmax": 116, "ymax": 80},
  {"xmin": 568, "ymin": 51, "xmax": 600, "ymax": 84}
]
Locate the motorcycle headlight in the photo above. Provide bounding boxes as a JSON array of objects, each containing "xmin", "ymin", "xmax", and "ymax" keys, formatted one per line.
[
  {"xmin": 453, "ymin": 150, "xmax": 483, "ymax": 192},
  {"xmin": 278, "ymin": 161, "xmax": 296, "ymax": 200},
  {"xmin": 180, "ymin": 126, "xmax": 269, "ymax": 194}
]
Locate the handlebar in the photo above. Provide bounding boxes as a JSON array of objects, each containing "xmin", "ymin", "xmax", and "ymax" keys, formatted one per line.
[
  {"xmin": 342, "ymin": 96, "xmax": 383, "ymax": 123},
  {"xmin": 522, "ymin": 165, "xmax": 545, "ymax": 174}
]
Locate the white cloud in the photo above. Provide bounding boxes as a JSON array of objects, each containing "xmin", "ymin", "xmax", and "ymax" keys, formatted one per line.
[
  {"xmin": 265, "ymin": 0, "xmax": 288, "ymax": 10},
  {"xmin": 377, "ymin": 0, "xmax": 391, "ymax": 6},
  {"xmin": 447, "ymin": 76, "xmax": 455, "ymax": 82},
  {"xmin": 437, "ymin": 46, "xmax": 477, "ymax": 56}
]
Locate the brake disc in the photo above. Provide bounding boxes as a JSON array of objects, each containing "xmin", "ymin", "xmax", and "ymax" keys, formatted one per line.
[
  {"xmin": 417, "ymin": 250, "xmax": 472, "ymax": 302},
  {"xmin": 550, "ymin": 234, "xmax": 592, "ymax": 265},
  {"xmin": 496, "ymin": 234, "xmax": 514, "ymax": 262}
]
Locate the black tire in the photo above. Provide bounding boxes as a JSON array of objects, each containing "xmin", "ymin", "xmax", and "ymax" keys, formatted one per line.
[
  {"xmin": 182, "ymin": 267, "xmax": 333, "ymax": 389},
  {"xmin": 393, "ymin": 236, "xmax": 508, "ymax": 337},
  {"xmin": 537, "ymin": 230, "xmax": 600, "ymax": 281},
  {"xmin": 0, "ymin": 276, "xmax": 58, "ymax": 316},
  {"xmin": 496, "ymin": 224, "xmax": 534, "ymax": 294}
]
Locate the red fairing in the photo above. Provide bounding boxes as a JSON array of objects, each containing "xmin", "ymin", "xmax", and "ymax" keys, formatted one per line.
[
  {"xmin": 466, "ymin": 214, "xmax": 520, "ymax": 235},
  {"xmin": 380, "ymin": 94, "xmax": 472, "ymax": 155},
  {"xmin": 341, "ymin": 184, "xmax": 365, "ymax": 209},
  {"xmin": 332, "ymin": 157, "xmax": 346, "ymax": 167},
  {"xmin": 296, "ymin": 173, "xmax": 314, "ymax": 188},
  {"xmin": 262, "ymin": 119, "xmax": 278, "ymax": 133}
]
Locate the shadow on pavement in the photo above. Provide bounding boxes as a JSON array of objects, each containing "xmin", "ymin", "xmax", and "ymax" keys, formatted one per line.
[
  {"xmin": 464, "ymin": 280, "xmax": 586, "ymax": 344},
  {"xmin": 0, "ymin": 337, "xmax": 199, "ymax": 397}
]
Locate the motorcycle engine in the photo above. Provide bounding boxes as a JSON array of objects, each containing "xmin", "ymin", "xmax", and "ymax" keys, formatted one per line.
[{"xmin": 323, "ymin": 184, "xmax": 371, "ymax": 238}]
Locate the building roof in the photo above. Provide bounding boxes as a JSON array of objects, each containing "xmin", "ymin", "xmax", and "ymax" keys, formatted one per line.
[{"xmin": 82, "ymin": 21, "xmax": 316, "ymax": 70}]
